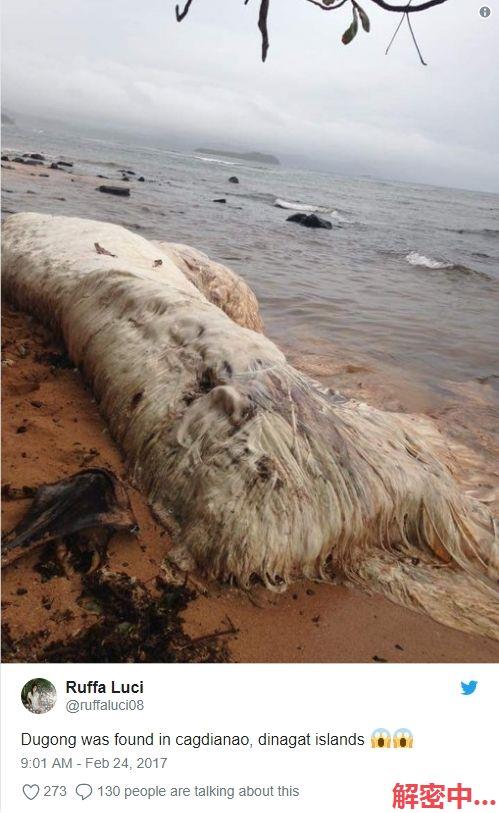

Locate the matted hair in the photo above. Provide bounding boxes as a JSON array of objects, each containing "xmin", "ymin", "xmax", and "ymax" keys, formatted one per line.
[{"xmin": 3, "ymin": 213, "xmax": 498, "ymax": 640}]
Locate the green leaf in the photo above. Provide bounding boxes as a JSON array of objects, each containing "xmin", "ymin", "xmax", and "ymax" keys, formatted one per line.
[
  {"xmin": 355, "ymin": 2, "xmax": 370, "ymax": 32},
  {"xmin": 342, "ymin": 7, "xmax": 358, "ymax": 45}
]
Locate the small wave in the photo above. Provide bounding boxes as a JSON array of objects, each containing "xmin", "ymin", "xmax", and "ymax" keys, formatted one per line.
[
  {"xmin": 232, "ymin": 191, "xmax": 277, "ymax": 204},
  {"xmin": 274, "ymin": 198, "xmax": 348, "ymax": 222},
  {"xmin": 406, "ymin": 252, "xmax": 454, "ymax": 270},
  {"xmin": 274, "ymin": 198, "xmax": 331, "ymax": 214},
  {"xmin": 192, "ymin": 155, "xmax": 238, "ymax": 166},
  {"xmin": 405, "ymin": 252, "xmax": 489, "ymax": 279}
]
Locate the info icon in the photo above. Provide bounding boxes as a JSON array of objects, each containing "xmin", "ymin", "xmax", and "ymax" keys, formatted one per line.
[{"xmin": 479, "ymin": 6, "xmax": 491, "ymax": 18}]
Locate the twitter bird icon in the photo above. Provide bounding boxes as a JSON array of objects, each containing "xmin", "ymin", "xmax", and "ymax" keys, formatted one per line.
[{"xmin": 461, "ymin": 680, "xmax": 478, "ymax": 695}]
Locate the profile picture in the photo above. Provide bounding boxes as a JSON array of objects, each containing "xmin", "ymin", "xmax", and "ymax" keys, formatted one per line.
[{"xmin": 21, "ymin": 678, "xmax": 57, "ymax": 714}]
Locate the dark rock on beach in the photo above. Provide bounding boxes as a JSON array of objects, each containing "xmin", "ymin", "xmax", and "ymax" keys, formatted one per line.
[
  {"xmin": 287, "ymin": 213, "xmax": 332, "ymax": 230},
  {"xmin": 13, "ymin": 157, "xmax": 26, "ymax": 164},
  {"xmin": 213, "ymin": 198, "xmax": 226, "ymax": 204},
  {"xmin": 228, "ymin": 176, "xmax": 239, "ymax": 184},
  {"xmin": 2, "ymin": 155, "xmax": 10, "ymax": 162},
  {"xmin": 50, "ymin": 162, "xmax": 62, "ymax": 170},
  {"xmin": 57, "ymin": 160, "xmax": 73, "ymax": 168},
  {"xmin": 29, "ymin": 153, "xmax": 45, "ymax": 161},
  {"xmin": 97, "ymin": 185, "xmax": 131, "ymax": 197},
  {"xmin": 137, "ymin": 176, "xmax": 145, "ymax": 182},
  {"xmin": 24, "ymin": 159, "xmax": 44, "ymax": 166}
]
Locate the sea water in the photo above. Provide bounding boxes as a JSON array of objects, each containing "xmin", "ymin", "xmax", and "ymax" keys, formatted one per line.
[{"xmin": 2, "ymin": 116, "xmax": 498, "ymax": 395}]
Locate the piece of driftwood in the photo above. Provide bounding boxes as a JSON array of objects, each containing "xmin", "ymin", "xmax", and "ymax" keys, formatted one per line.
[
  {"xmin": 2, "ymin": 213, "xmax": 498, "ymax": 639},
  {"xmin": 2, "ymin": 468, "xmax": 137, "ymax": 565}
]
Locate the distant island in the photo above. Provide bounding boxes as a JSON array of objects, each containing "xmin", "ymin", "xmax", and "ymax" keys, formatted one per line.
[
  {"xmin": 196, "ymin": 148, "xmax": 279, "ymax": 166},
  {"xmin": 2, "ymin": 112, "xmax": 15, "ymax": 125}
]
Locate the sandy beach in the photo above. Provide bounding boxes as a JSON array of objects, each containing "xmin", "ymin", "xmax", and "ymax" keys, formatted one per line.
[{"xmin": 2, "ymin": 158, "xmax": 499, "ymax": 663}]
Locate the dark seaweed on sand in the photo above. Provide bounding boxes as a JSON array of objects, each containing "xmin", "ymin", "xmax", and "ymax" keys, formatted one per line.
[{"xmin": 40, "ymin": 570, "xmax": 230, "ymax": 663}]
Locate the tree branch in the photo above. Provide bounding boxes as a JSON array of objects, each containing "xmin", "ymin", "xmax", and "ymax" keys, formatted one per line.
[
  {"xmin": 406, "ymin": 11, "xmax": 427, "ymax": 64},
  {"xmin": 370, "ymin": 0, "xmax": 447, "ymax": 11},
  {"xmin": 175, "ymin": 0, "xmax": 450, "ymax": 61},
  {"xmin": 175, "ymin": 0, "xmax": 194, "ymax": 22},
  {"xmin": 304, "ymin": 0, "xmax": 350, "ymax": 9},
  {"xmin": 258, "ymin": 0, "xmax": 270, "ymax": 62},
  {"xmin": 305, "ymin": 0, "xmax": 446, "ymax": 10}
]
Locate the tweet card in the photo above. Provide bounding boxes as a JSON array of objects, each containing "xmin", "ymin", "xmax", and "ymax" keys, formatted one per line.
[{"xmin": 1, "ymin": 0, "xmax": 498, "ymax": 810}]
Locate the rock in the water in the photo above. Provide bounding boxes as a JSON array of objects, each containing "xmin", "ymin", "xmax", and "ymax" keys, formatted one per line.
[
  {"xmin": 50, "ymin": 162, "xmax": 62, "ymax": 170},
  {"xmin": 57, "ymin": 160, "xmax": 73, "ymax": 168},
  {"xmin": 2, "ymin": 155, "xmax": 10, "ymax": 162},
  {"xmin": 97, "ymin": 186, "xmax": 131, "ymax": 198},
  {"xmin": 97, "ymin": 174, "xmax": 108, "ymax": 179},
  {"xmin": 228, "ymin": 176, "xmax": 239, "ymax": 184},
  {"xmin": 286, "ymin": 213, "xmax": 332, "ymax": 230},
  {"xmin": 25, "ymin": 159, "xmax": 44, "ymax": 166},
  {"xmin": 137, "ymin": 177, "xmax": 145, "ymax": 182},
  {"xmin": 213, "ymin": 198, "xmax": 226, "ymax": 204},
  {"xmin": 122, "ymin": 169, "xmax": 136, "ymax": 176},
  {"xmin": 29, "ymin": 153, "xmax": 45, "ymax": 161},
  {"xmin": 13, "ymin": 157, "xmax": 26, "ymax": 164}
]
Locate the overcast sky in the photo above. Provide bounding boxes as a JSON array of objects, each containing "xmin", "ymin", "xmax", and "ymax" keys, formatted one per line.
[{"xmin": 2, "ymin": 0, "xmax": 498, "ymax": 191}]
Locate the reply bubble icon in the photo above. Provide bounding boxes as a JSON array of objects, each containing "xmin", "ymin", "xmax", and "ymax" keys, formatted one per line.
[{"xmin": 76, "ymin": 784, "xmax": 93, "ymax": 801}]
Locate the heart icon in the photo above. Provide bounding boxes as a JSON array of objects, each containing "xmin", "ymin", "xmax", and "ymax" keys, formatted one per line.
[{"xmin": 23, "ymin": 784, "xmax": 40, "ymax": 800}]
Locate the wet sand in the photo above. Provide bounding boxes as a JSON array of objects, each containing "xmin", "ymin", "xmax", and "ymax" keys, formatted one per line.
[{"xmin": 3, "ymin": 302, "xmax": 499, "ymax": 663}]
